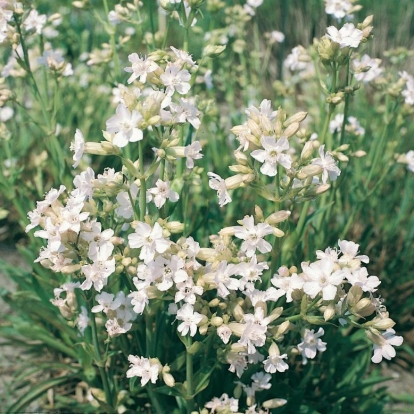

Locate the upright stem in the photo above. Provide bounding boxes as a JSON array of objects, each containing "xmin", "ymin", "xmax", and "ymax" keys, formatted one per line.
[
  {"xmin": 89, "ymin": 303, "xmax": 114, "ymax": 409},
  {"xmin": 186, "ymin": 336, "xmax": 195, "ymax": 414},
  {"xmin": 147, "ymin": 0, "xmax": 156, "ymax": 50},
  {"xmin": 138, "ymin": 141, "xmax": 146, "ymax": 222}
]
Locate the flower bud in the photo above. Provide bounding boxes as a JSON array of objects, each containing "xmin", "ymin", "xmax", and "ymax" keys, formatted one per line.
[
  {"xmin": 234, "ymin": 150, "xmax": 249, "ymax": 166},
  {"xmin": 210, "ymin": 316, "xmax": 223, "ymax": 327},
  {"xmin": 352, "ymin": 297, "xmax": 373, "ymax": 314},
  {"xmin": 159, "ymin": 0, "xmax": 178, "ymax": 11},
  {"xmin": 353, "ymin": 150, "xmax": 366, "ymax": 158},
  {"xmin": 298, "ymin": 164, "xmax": 323, "ymax": 179},
  {"xmin": 209, "ymin": 298, "xmax": 220, "ymax": 307},
  {"xmin": 346, "ymin": 285, "xmax": 363, "ymax": 307},
  {"xmin": 265, "ymin": 210, "xmax": 291, "ymax": 225},
  {"xmin": 369, "ymin": 317, "xmax": 396, "ymax": 331},
  {"xmin": 246, "ymin": 118, "xmax": 262, "ymax": 138},
  {"xmin": 284, "ymin": 112, "xmax": 307, "ymax": 127},
  {"xmin": 275, "ymin": 321, "xmax": 291, "ymax": 338},
  {"xmin": 283, "ymin": 122, "xmax": 300, "ymax": 138},
  {"xmin": 203, "ymin": 44, "xmax": 226, "ymax": 58},
  {"xmin": 225, "ymin": 173, "xmax": 255, "ymax": 189},
  {"xmin": 263, "ymin": 398, "xmax": 288, "ymax": 409},
  {"xmin": 165, "ymin": 221, "xmax": 184, "ymax": 233},
  {"xmin": 232, "ymin": 304, "xmax": 245, "ymax": 321},
  {"xmin": 163, "ymin": 372, "xmax": 175, "ymax": 387},
  {"xmin": 324, "ymin": 303, "xmax": 336, "ymax": 321}
]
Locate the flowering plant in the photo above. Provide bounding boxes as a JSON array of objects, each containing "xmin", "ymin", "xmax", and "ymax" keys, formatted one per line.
[{"xmin": 1, "ymin": 0, "xmax": 413, "ymax": 413}]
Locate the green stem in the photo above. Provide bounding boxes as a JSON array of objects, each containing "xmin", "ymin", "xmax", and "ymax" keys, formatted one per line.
[
  {"xmin": 186, "ymin": 337, "xmax": 195, "ymax": 413},
  {"xmin": 147, "ymin": 0, "xmax": 156, "ymax": 50},
  {"xmin": 138, "ymin": 141, "xmax": 146, "ymax": 222},
  {"xmin": 89, "ymin": 301, "xmax": 114, "ymax": 409}
]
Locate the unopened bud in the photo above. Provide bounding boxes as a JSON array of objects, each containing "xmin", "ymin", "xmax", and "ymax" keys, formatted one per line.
[
  {"xmin": 163, "ymin": 372, "xmax": 175, "ymax": 387},
  {"xmin": 283, "ymin": 122, "xmax": 300, "ymax": 138},
  {"xmin": 353, "ymin": 150, "xmax": 366, "ymax": 157},
  {"xmin": 203, "ymin": 44, "xmax": 226, "ymax": 58},
  {"xmin": 347, "ymin": 285, "xmax": 363, "ymax": 307},
  {"xmin": 210, "ymin": 316, "xmax": 223, "ymax": 327},
  {"xmin": 265, "ymin": 210, "xmax": 291, "ymax": 225},
  {"xmin": 324, "ymin": 303, "xmax": 336, "ymax": 321},
  {"xmin": 263, "ymin": 398, "xmax": 288, "ymax": 409},
  {"xmin": 284, "ymin": 112, "xmax": 307, "ymax": 127},
  {"xmin": 246, "ymin": 118, "xmax": 262, "ymax": 138}
]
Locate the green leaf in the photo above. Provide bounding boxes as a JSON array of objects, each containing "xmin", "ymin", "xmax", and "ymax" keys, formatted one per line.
[
  {"xmin": 194, "ymin": 360, "xmax": 217, "ymax": 395},
  {"xmin": 389, "ymin": 393, "xmax": 414, "ymax": 404},
  {"xmin": 6, "ymin": 375, "xmax": 75, "ymax": 413},
  {"xmin": 154, "ymin": 383, "xmax": 186, "ymax": 398}
]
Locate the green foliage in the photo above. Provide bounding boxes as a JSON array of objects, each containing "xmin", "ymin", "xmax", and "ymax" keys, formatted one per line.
[{"xmin": 0, "ymin": 0, "xmax": 413, "ymax": 413}]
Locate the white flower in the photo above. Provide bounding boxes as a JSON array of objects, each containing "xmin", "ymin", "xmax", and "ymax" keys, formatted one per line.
[
  {"xmin": 176, "ymin": 303, "xmax": 203, "ymax": 337},
  {"xmin": 106, "ymin": 104, "xmax": 143, "ymax": 148},
  {"xmin": 235, "ymin": 255, "xmax": 268, "ymax": 291},
  {"xmin": 353, "ymin": 54, "xmax": 383, "ymax": 83},
  {"xmin": 233, "ymin": 216, "xmax": 274, "ymax": 257},
  {"xmin": 0, "ymin": 106, "xmax": 13, "ymax": 122},
  {"xmin": 245, "ymin": 99, "xmax": 278, "ymax": 122},
  {"xmin": 128, "ymin": 222, "xmax": 171, "ymax": 263},
  {"xmin": 124, "ymin": 53, "xmax": 159, "ymax": 84},
  {"xmin": 324, "ymin": 0, "xmax": 352, "ymax": 20},
  {"xmin": 247, "ymin": 0, "xmax": 263, "ymax": 7},
  {"xmin": 267, "ymin": 30, "xmax": 285, "ymax": 44},
  {"xmin": 170, "ymin": 46, "xmax": 198, "ymax": 68},
  {"xmin": 312, "ymin": 145, "xmax": 341, "ymax": 184},
  {"xmin": 338, "ymin": 239, "xmax": 369, "ymax": 264},
  {"xmin": 326, "ymin": 23, "xmax": 363, "ymax": 48},
  {"xmin": 251, "ymin": 136, "xmax": 292, "ymax": 177},
  {"xmin": 126, "ymin": 355, "xmax": 161, "ymax": 386},
  {"xmin": 115, "ymin": 183, "xmax": 141, "ymax": 220},
  {"xmin": 91, "ymin": 292, "xmax": 117, "ymax": 313},
  {"xmin": 148, "ymin": 179, "xmax": 179, "ymax": 209},
  {"xmin": 371, "ymin": 329, "xmax": 403, "ymax": 363},
  {"xmin": 217, "ymin": 325, "xmax": 232, "ymax": 344},
  {"xmin": 400, "ymin": 71, "xmax": 414, "ymax": 105},
  {"xmin": 81, "ymin": 244, "xmax": 115, "ymax": 292},
  {"xmin": 212, "ymin": 261, "xmax": 239, "ymax": 299},
  {"xmin": 284, "ymin": 46, "xmax": 309, "ymax": 71},
  {"xmin": 77, "ymin": 306, "xmax": 89, "ymax": 335},
  {"xmin": 24, "ymin": 9, "xmax": 47, "ymax": 34},
  {"xmin": 270, "ymin": 271, "xmax": 304, "ymax": 302},
  {"xmin": 70, "ymin": 129, "xmax": 85, "ymax": 168},
  {"xmin": 302, "ymin": 258, "xmax": 344, "ymax": 300},
  {"xmin": 207, "ymin": 172, "xmax": 232, "ymax": 207},
  {"xmin": 205, "ymin": 393, "xmax": 239, "ymax": 413},
  {"xmin": 239, "ymin": 321, "xmax": 267, "ymax": 354},
  {"xmin": 175, "ymin": 278, "xmax": 203, "ymax": 304},
  {"xmin": 263, "ymin": 352, "xmax": 289, "ymax": 373},
  {"xmin": 72, "ymin": 167, "xmax": 95, "ymax": 200},
  {"xmin": 297, "ymin": 328, "xmax": 327, "ymax": 364},
  {"xmin": 184, "ymin": 141, "xmax": 203, "ymax": 169},
  {"xmin": 345, "ymin": 267, "xmax": 380, "ymax": 292},
  {"xmin": 170, "ymin": 98, "xmax": 201, "ymax": 129},
  {"xmin": 251, "ymin": 372, "xmax": 272, "ymax": 391},
  {"xmin": 227, "ymin": 351, "xmax": 248, "ymax": 378},
  {"xmin": 129, "ymin": 289, "xmax": 149, "ymax": 315},
  {"xmin": 329, "ymin": 113, "xmax": 344, "ymax": 133},
  {"xmin": 161, "ymin": 65, "xmax": 191, "ymax": 96},
  {"xmin": 348, "ymin": 116, "xmax": 365, "ymax": 136},
  {"xmin": 404, "ymin": 150, "xmax": 414, "ymax": 172}
]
